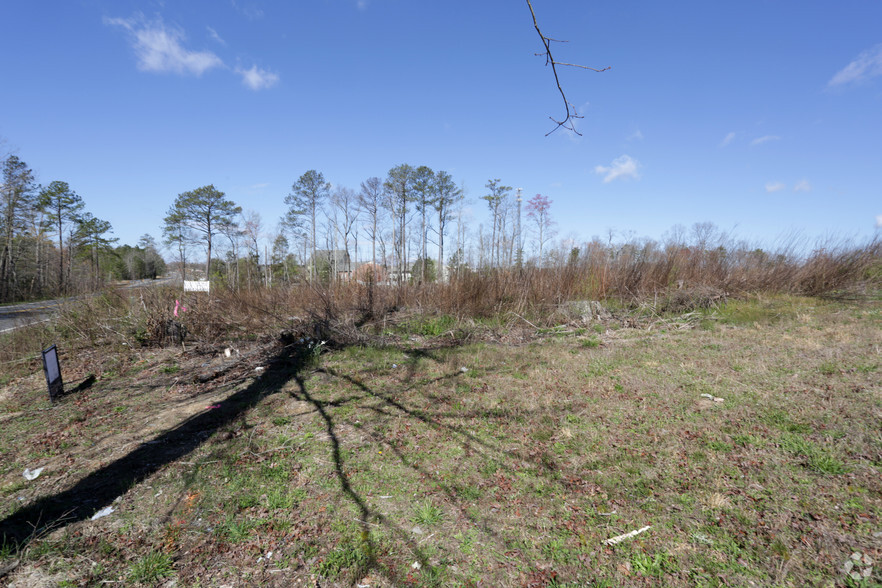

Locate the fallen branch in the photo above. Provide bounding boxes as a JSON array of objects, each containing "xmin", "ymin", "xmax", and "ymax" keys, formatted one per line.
[{"xmin": 508, "ymin": 311, "xmax": 540, "ymax": 330}]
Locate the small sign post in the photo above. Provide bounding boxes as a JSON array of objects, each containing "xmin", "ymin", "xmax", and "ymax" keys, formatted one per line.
[
  {"xmin": 41, "ymin": 344, "xmax": 63, "ymax": 401},
  {"xmin": 184, "ymin": 280, "xmax": 210, "ymax": 293}
]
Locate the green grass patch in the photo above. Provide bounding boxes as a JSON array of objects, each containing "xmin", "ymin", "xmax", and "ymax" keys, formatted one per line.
[
  {"xmin": 817, "ymin": 361, "xmax": 840, "ymax": 375},
  {"xmin": 631, "ymin": 551, "xmax": 677, "ymax": 577},
  {"xmin": 779, "ymin": 432, "xmax": 848, "ymax": 474},
  {"xmin": 404, "ymin": 314, "xmax": 457, "ymax": 337},
  {"xmin": 715, "ymin": 299, "xmax": 784, "ymax": 325},
  {"xmin": 412, "ymin": 502, "xmax": 444, "ymax": 526},
  {"xmin": 315, "ymin": 539, "xmax": 370, "ymax": 579},
  {"xmin": 127, "ymin": 550, "xmax": 174, "ymax": 584}
]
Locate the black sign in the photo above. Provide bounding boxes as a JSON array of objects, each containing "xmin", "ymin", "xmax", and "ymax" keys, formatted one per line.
[{"xmin": 41, "ymin": 344, "xmax": 64, "ymax": 401}]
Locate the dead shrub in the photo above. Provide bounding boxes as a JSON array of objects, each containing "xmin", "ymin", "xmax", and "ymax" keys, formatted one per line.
[{"xmin": 2, "ymin": 233, "xmax": 878, "ymax": 365}]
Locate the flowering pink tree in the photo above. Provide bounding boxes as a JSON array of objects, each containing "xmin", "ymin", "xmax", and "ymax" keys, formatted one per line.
[{"xmin": 526, "ymin": 194, "xmax": 556, "ymax": 262}]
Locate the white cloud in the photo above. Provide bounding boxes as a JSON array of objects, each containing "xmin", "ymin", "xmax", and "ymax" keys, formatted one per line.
[
  {"xmin": 751, "ymin": 135, "xmax": 781, "ymax": 146},
  {"xmin": 594, "ymin": 155, "xmax": 640, "ymax": 183},
  {"xmin": 627, "ymin": 129, "xmax": 644, "ymax": 141},
  {"xmin": 793, "ymin": 179, "xmax": 811, "ymax": 192},
  {"xmin": 207, "ymin": 26, "xmax": 226, "ymax": 45},
  {"xmin": 720, "ymin": 132, "xmax": 735, "ymax": 147},
  {"xmin": 107, "ymin": 14, "xmax": 279, "ymax": 91},
  {"xmin": 876, "ymin": 215, "xmax": 882, "ymax": 229},
  {"xmin": 828, "ymin": 44, "xmax": 882, "ymax": 87},
  {"xmin": 105, "ymin": 15, "xmax": 223, "ymax": 76},
  {"xmin": 765, "ymin": 182, "xmax": 786, "ymax": 193},
  {"xmin": 236, "ymin": 65, "xmax": 279, "ymax": 90},
  {"xmin": 357, "ymin": 0, "xmax": 369, "ymax": 10}
]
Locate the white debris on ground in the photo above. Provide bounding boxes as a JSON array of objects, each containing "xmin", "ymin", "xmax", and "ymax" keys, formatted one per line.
[
  {"xmin": 90, "ymin": 506, "xmax": 115, "ymax": 520},
  {"xmin": 842, "ymin": 552, "xmax": 874, "ymax": 581},
  {"xmin": 22, "ymin": 467, "xmax": 44, "ymax": 481},
  {"xmin": 604, "ymin": 525, "xmax": 652, "ymax": 545}
]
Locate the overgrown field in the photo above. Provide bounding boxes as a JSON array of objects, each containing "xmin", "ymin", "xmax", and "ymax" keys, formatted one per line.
[{"xmin": 1, "ymin": 295, "xmax": 880, "ymax": 586}]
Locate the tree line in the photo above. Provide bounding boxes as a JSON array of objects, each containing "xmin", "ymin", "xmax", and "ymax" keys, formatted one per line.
[
  {"xmin": 162, "ymin": 164, "xmax": 558, "ymax": 288},
  {"xmin": 3, "ymin": 149, "xmax": 560, "ymax": 303},
  {"xmin": 0, "ymin": 153, "xmax": 164, "ymax": 303}
]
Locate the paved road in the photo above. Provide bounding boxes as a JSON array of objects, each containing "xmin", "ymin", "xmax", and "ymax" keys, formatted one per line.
[
  {"xmin": 0, "ymin": 279, "xmax": 176, "ymax": 333},
  {"xmin": 0, "ymin": 299, "xmax": 63, "ymax": 333}
]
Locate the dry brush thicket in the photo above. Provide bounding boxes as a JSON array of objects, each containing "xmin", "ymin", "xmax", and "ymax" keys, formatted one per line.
[{"xmin": 2, "ymin": 237, "xmax": 881, "ymax": 366}]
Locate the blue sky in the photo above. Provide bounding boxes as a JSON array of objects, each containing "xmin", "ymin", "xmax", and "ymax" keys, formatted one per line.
[{"xmin": 1, "ymin": 0, "xmax": 880, "ymax": 255}]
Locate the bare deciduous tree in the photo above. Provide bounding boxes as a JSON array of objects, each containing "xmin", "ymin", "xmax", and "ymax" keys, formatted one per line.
[
  {"xmin": 330, "ymin": 187, "xmax": 359, "ymax": 274},
  {"xmin": 432, "ymin": 170, "xmax": 462, "ymax": 281},
  {"xmin": 242, "ymin": 210, "xmax": 263, "ymax": 287},
  {"xmin": 526, "ymin": 193, "xmax": 556, "ymax": 262},
  {"xmin": 358, "ymin": 177, "xmax": 383, "ymax": 269}
]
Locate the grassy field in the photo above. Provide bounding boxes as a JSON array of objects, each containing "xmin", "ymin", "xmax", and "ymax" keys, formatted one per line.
[{"xmin": 1, "ymin": 295, "xmax": 880, "ymax": 587}]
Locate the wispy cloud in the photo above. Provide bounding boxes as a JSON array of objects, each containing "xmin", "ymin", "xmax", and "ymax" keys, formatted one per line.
[
  {"xmin": 230, "ymin": 0, "xmax": 264, "ymax": 20},
  {"xmin": 236, "ymin": 65, "xmax": 279, "ymax": 90},
  {"xmin": 627, "ymin": 129, "xmax": 644, "ymax": 141},
  {"xmin": 207, "ymin": 26, "xmax": 226, "ymax": 45},
  {"xmin": 594, "ymin": 155, "xmax": 640, "ymax": 183},
  {"xmin": 720, "ymin": 132, "xmax": 735, "ymax": 147},
  {"xmin": 751, "ymin": 135, "xmax": 781, "ymax": 146},
  {"xmin": 357, "ymin": 0, "xmax": 369, "ymax": 10},
  {"xmin": 876, "ymin": 214, "xmax": 882, "ymax": 229},
  {"xmin": 828, "ymin": 44, "xmax": 882, "ymax": 87},
  {"xmin": 107, "ymin": 14, "xmax": 280, "ymax": 90},
  {"xmin": 793, "ymin": 179, "xmax": 812, "ymax": 192},
  {"xmin": 104, "ymin": 15, "xmax": 223, "ymax": 76},
  {"xmin": 765, "ymin": 182, "xmax": 786, "ymax": 193}
]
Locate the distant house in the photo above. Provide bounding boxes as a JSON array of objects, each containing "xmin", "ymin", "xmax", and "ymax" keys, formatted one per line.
[
  {"xmin": 309, "ymin": 250, "xmax": 351, "ymax": 281},
  {"xmin": 353, "ymin": 262, "xmax": 388, "ymax": 284}
]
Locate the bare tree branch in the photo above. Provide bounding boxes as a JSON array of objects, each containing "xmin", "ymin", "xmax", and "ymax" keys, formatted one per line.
[{"xmin": 526, "ymin": 0, "xmax": 610, "ymax": 136}]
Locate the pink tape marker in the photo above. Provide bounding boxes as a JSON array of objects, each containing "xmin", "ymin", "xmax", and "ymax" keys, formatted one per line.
[{"xmin": 174, "ymin": 300, "xmax": 188, "ymax": 317}]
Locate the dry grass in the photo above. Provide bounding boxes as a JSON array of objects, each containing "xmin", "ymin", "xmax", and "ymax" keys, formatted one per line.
[
  {"xmin": 0, "ymin": 237, "xmax": 879, "ymax": 585},
  {"xmin": 1, "ymin": 294, "xmax": 880, "ymax": 586}
]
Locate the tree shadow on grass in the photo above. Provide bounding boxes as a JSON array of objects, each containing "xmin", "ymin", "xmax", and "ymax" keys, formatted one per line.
[
  {"xmin": 2, "ymin": 336, "xmax": 591, "ymax": 583},
  {"xmin": 280, "ymin": 345, "xmax": 477, "ymax": 584},
  {"xmin": 289, "ymin": 344, "xmax": 596, "ymax": 584},
  {"xmin": 0, "ymin": 338, "xmax": 310, "ymax": 553}
]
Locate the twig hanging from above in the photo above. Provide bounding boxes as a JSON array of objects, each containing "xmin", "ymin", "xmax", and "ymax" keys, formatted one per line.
[{"xmin": 526, "ymin": 0, "xmax": 611, "ymax": 136}]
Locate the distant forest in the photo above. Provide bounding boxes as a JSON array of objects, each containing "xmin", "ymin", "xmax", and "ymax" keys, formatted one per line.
[{"xmin": 1, "ymin": 153, "xmax": 164, "ymax": 303}]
